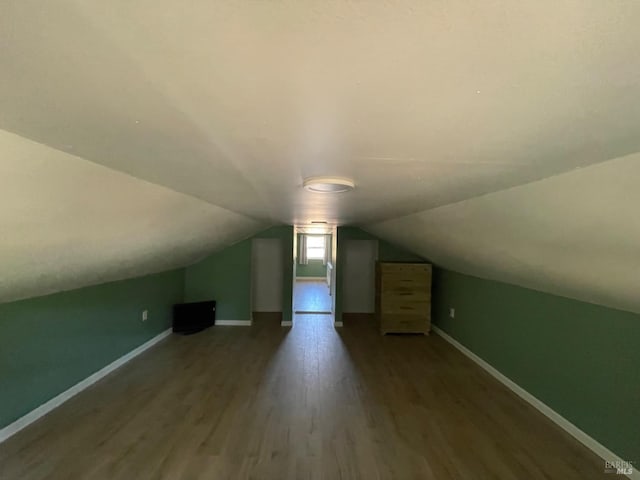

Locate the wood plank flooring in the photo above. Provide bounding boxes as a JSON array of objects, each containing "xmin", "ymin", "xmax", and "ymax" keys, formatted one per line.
[
  {"xmin": 294, "ymin": 281, "xmax": 332, "ymax": 313},
  {"xmin": 0, "ymin": 315, "xmax": 605, "ymax": 479}
]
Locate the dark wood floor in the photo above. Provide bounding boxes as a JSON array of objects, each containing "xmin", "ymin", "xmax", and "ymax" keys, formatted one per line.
[{"xmin": 0, "ymin": 315, "xmax": 604, "ymax": 479}]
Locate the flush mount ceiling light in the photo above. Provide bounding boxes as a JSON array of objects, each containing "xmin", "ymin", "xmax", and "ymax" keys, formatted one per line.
[{"xmin": 303, "ymin": 176, "xmax": 355, "ymax": 193}]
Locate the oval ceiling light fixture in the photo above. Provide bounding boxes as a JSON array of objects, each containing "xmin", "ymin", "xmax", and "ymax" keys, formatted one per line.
[{"xmin": 303, "ymin": 176, "xmax": 355, "ymax": 193}]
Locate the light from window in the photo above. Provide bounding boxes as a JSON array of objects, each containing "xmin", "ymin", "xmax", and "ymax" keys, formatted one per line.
[{"xmin": 306, "ymin": 235, "xmax": 325, "ymax": 260}]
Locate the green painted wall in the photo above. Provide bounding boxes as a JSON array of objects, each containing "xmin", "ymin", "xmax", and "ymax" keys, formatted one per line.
[
  {"xmin": 0, "ymin": 269, "xmax": 184, "ymax": 429},
  {"xmin": 296, "ymin": 234, "xmax": 329, "ymax": 278},
  {"xmin": 432, "ymin": 268, "xmax": 640, "ymax": 461},
  {"xmin": 184, "ymin": 239, "xmax": 252, "ymax": 319},
  {"xmin": 296, "ymin": 259, "xmax": 327, "ymax": 278},
  {"xmin": 184, "ymin": 225, "xmax": 294, "ymax": 322},
  {"xmin": 335, "ymin": 227, "xmax": 425, "ymax": 320}
]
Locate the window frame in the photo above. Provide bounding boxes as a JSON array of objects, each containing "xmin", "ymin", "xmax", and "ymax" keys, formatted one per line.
[{"xmin": 305, "ymin": 235, "xmax": 326, "ymax": 261}]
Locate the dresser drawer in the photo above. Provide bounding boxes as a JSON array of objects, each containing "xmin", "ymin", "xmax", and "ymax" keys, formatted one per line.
[
  {"xmin": 381, "ymin": 298, "xmax": 431, "ymax": 315},
  {"xmin": 381, "ymin": 275, "xmax": 431, "ymax": 292},
  {"xmin": 379, "ymin": 263, "xmax": 431, "ymax": 275},
  {"xmin": 380, "ymin": 287, "xmax": 430, "ymax": 302}
]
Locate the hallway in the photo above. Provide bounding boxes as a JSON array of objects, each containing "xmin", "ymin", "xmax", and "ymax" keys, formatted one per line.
[{"xmin": 293, "ymin": 280, "xmax": 331, "ymax": 314}]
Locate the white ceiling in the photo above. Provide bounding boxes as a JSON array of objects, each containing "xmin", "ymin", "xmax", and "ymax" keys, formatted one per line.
[
  {"xmin": 0, "ymin": 130, "xmax": 262, "ymax": 303},
  {"xmin": 367, "ymin": 154, "xmax": 640, "ymax": 313},
  {"xmin": 1, "ymin": 1, "xmax": 639, "ymax": 310}
]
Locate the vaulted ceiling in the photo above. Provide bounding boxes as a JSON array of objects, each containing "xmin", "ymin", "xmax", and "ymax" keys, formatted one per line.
[{"xmin": 1, "ymin": 1, "xmax": 639, "ymax": 311}]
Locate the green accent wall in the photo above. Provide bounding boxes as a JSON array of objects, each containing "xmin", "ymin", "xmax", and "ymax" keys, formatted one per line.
[
  {"xmin": 0, "ymin": 269, "xmax": 184, "ymax": 429},
  {"xmin": 296, "ymin": 234, "xmax": 329, "ymax": 278},
  {"xmin": 335, "ymin": 227, "xmax": 425, "ymax": 320},
  {"xmin": 432, "ymin": 268, "xmax": 640, "ymax": 461},
  {"xmin": 296, "ymin": 259, "xmax": 327, "ymax": 278},
  {"xmin": 184, "ymin": 239, "xmax": 252, "ymax": 320},
  {"xmin": 184, "ymin": 225, "xmax": 294, "ymax": 322}
]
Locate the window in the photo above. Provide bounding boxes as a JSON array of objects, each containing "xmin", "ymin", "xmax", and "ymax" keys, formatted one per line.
[{"xmin": 306, "ymin": 235, "xmax": 326, "ymax": 260}]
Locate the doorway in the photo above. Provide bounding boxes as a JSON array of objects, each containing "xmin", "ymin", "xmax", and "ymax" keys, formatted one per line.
[
  {"xmin": 292, "ymin": 227, "xmax": 337, "ymax": 319},
  {"xmin": 294, "ymin": 233, "xmax": 331, "ymax": 314}
]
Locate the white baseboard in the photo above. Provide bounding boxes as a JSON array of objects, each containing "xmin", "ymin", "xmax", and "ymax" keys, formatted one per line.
[
  {"xmin": 334, "ymin": 321, "xmax": 344, "ymax": 327},
  {"xmin": 432, "ymin": 326, "xmax": 637, "ymax": 480},
  {"xmin": 281, "ymin": 320, "xmax": 293, "ymax": 327},
  {"xmin": 215, "ymin": 320, "xmax": 252, "ymax": 326},
  {"xmin": 0, "ymin": 328, "xmax": 172, "ymax": 444}
]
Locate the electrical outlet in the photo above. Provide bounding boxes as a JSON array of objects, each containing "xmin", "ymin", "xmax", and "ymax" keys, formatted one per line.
[
  {"xmin": 142, "ymin": 310, "xmax": 148, "ymax": 321},
  {"xmin": 449, "ymin": 307, "xmax": 455, "ymax": 318}
]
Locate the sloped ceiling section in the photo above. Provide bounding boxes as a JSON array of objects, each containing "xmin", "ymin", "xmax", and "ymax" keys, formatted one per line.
[
  {"xmin": 1, "ymin": 1, "xmax": 640, "ymax": 309},
  {"xmin": 366, "ymin": 154, "xmax": 640, "ymax": 314},
  {"xmin": 2, "ymin": 1, "xmax": 640, "ymax": 225},
  {"xmin": 0, "ymin": 131, "xmax": 264, "ymax": 303}
]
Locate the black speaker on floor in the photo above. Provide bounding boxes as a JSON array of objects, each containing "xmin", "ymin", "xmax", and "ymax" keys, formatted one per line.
[{"xmin": 172, "ymin": 300, "xmax": 216, "ymax": 335}]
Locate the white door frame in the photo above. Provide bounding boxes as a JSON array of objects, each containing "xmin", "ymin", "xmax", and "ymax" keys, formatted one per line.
[{"xmin": 292, "ymin": 225, "xmax": 337, "ymax": 327}]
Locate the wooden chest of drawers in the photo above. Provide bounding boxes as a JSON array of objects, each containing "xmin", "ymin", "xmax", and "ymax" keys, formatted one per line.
[{"xmin": 375, "ymin": 262, "xmax": 432, "ymax": 335}]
